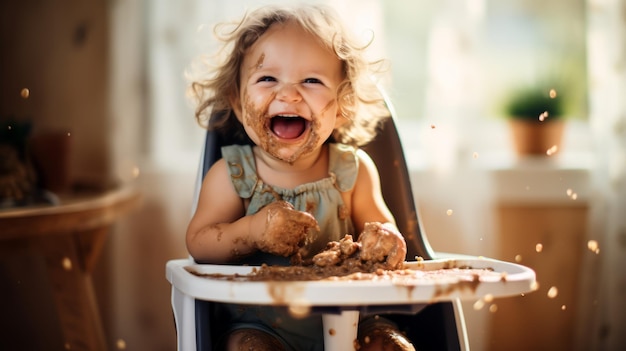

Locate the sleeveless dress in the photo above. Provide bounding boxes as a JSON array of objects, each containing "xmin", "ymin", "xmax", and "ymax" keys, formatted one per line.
[{"xmin": 213, "ymin": 143, "xmax": 359, "ymax": 350}]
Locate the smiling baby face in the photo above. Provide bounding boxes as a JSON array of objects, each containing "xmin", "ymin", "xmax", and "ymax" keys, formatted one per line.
[{"xmin": 231, "ymin": 20, "xmax": 345, "ymax": 164}]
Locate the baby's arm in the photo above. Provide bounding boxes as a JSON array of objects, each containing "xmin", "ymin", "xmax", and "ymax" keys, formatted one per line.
[
  {"xmin": 186, "ymin": 159, "xmax": 253, "ymax": 263},
  {"xmin": 186, "ymin": 159, "xmax": 318, "ymax": 263},
  {"xmin": 351, "ymin": 151, "xmax": 407, "ymax": 269}
]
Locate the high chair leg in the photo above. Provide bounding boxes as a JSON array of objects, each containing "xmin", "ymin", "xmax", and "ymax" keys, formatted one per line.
[{"xmin": 322, "ymin": 310, "xmax": 360, "ymax": 351}]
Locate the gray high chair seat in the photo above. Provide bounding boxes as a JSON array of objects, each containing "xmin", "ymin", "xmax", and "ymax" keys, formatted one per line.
[{"xmin": 169, "ymin": 101, "xmax": 470, "ymax": 350}]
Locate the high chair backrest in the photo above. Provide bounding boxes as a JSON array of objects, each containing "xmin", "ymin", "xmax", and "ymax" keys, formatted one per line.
[
  {"xmin": 360, "ymin": 105, "xmax": 435, "ymax": 261},
  {"xmin": 188, "ymin": 103, "xmax": 467, "ymax": 351}
]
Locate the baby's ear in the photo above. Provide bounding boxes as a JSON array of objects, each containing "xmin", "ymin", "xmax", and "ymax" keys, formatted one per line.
[
  {"xmin": 334, "ymin": 115, "xmax": 348, "ymax": 129},
  {"xmin": 334, "ymin": 107, "xmax": 350, "ymax": 128}
]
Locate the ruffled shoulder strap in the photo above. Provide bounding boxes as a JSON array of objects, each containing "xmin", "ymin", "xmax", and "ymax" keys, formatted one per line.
[
  {"xmin": 221, "ymin": 144, "xmax": 258, "ymax": 199},
  {"xmin": 328, "ymin": 143, "xmax": 358, "ymax": 192}
]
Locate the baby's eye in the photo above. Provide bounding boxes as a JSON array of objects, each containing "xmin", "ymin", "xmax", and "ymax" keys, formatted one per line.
[
  {"xmin": 257, "ymin": 76, "xmax": 276, "ymax": 83},
  {"xmin": 303, "ymin": 77, "xmax": 323, "ymax": 84}
]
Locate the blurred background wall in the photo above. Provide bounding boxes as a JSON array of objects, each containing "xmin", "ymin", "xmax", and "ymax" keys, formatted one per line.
[{"xmin": 1, "ymin": 0, "xmax": 624, "ymax": 350}]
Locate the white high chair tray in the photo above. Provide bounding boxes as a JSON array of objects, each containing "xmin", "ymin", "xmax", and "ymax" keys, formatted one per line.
[{"xmin": 166, "ymin": 256, "xmax": 536, "ymax": 306}]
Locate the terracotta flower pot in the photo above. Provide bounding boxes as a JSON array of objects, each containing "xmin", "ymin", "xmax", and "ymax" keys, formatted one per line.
[{"xmin": 509, "ymin": 119, "xmax": 565, "ymax": 156}]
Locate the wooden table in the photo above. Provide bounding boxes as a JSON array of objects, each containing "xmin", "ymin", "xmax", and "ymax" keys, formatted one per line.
[{"xmin": 0, "ymin": 187, "xmax": 140, "ymax": 351}]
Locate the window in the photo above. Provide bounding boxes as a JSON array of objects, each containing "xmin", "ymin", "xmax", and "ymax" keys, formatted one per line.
[
  {"xmin": 380, "ymin": 0, "xmax": 587, "ymax": 121},
  {"xmin": 144, "ymin": 0, "xmax": 589, "ymax": 170}
]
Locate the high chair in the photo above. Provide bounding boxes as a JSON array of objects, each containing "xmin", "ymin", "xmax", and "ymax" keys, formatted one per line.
[{"xmin": 166, "ymin": 98, "xmax": 536, "ymax": 350}]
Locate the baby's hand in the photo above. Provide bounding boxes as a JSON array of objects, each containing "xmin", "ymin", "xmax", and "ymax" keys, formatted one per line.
[
  {"xmin": 253, "ymin": 201, "xmax": 319, "ymax": 257},
  {"xmin": 358, "ymin": 222, "xmax": 407, "ymax": 269}
]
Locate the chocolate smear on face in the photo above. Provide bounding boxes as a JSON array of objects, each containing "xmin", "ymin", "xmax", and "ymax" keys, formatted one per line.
[
  {"xmin": 240, "ymin": 53, "xmax": 338, "ymax": 164},
  {"xmin": 243, "ymin": 90, "xmax": 323, "ymax": 165},
  {"xmin": 252, "ymin": 53, "xmax": 265, "ymax": 71},
  {"xmin": 243, "ymin": 89, "xmax": 274, "ymax": 149}
]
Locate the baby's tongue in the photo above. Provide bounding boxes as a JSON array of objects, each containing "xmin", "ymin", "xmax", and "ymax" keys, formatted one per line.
[{"xmin": 271, "ymin": 117, "xmax": 305, "ymax": 139}]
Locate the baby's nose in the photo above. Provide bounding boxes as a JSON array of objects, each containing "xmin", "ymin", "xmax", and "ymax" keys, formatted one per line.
[{"xmin": 276, "ymin": 82, "xmax": 302, "ymax": 102}]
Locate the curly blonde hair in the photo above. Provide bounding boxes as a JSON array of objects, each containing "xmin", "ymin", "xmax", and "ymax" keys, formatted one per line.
[{"xmin": 189, "ymin": 4, "xmax": 388, "ymax": 147}]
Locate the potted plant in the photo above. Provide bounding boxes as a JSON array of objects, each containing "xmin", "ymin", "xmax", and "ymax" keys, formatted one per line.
[{"xmin": 503, "ymin": 85, "xmax": 566, "ymax": 156}]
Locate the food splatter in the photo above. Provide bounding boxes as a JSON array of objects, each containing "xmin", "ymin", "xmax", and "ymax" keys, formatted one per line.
[
  {"xmin": 546, "ymin": 145, "xmax": 558, "ymax": 156},
  {"xmin": 587, "ymin": 240, "xmax": 600, "ymax": 254},
  {"xmin": 132, "ymin": 166, "xmax": 140, "ymax": 179},
  {"xmin": 549, "ymin": 89, "xmax": 557, "ymax": 99},
  {"xmin": 566, "ymin": 188, "xmax": 578, "ymax": 200},
  {"xmin": 62, "ymin": 257, "xmax": 72, "ymax": 271},
  {"xmin": 547, "ymin": 286, "xmax": 558, "ymax": 299},
  {"xmin": 288, "ymin": 299, "xmax": 312, "ymax": 319}
]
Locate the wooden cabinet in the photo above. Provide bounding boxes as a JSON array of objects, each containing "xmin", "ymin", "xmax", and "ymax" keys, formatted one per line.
[{"xmin": 488, "ymin": 204, "xmax": 588, "ymax": 351}]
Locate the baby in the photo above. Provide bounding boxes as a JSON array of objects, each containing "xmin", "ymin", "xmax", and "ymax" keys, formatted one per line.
[{"xmin": 186, "ymin": 4, "xmax": 414, "ymax": 351}]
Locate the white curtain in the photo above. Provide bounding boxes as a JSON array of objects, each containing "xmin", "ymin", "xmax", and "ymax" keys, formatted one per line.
[{"xmin": 577, "ymin": 0, "xmax": 626, "ymax": 349}]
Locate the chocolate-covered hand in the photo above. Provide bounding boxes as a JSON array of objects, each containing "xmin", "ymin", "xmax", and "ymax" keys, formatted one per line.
[
  {"xmin": 358, "ymin": 222, "xmax": 407, "ymax": 269},
  {"xmin": 254, "ymin": 201, "xmax": 319, "ymax": 257}
]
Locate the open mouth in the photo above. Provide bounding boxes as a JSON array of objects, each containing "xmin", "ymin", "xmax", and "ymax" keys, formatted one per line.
[{"xmin": 270, "ymin": 115, "xmax": 309, "ymax": 140}]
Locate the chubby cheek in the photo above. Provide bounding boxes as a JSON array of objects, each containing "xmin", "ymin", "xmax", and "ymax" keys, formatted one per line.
[
  {"xmin": 241, "ymin": 89, "xmax": 275, "ymax": 145},
  {"xmin": 316, "ymin": 99, "xmax": 341, "ymax": 137}
]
